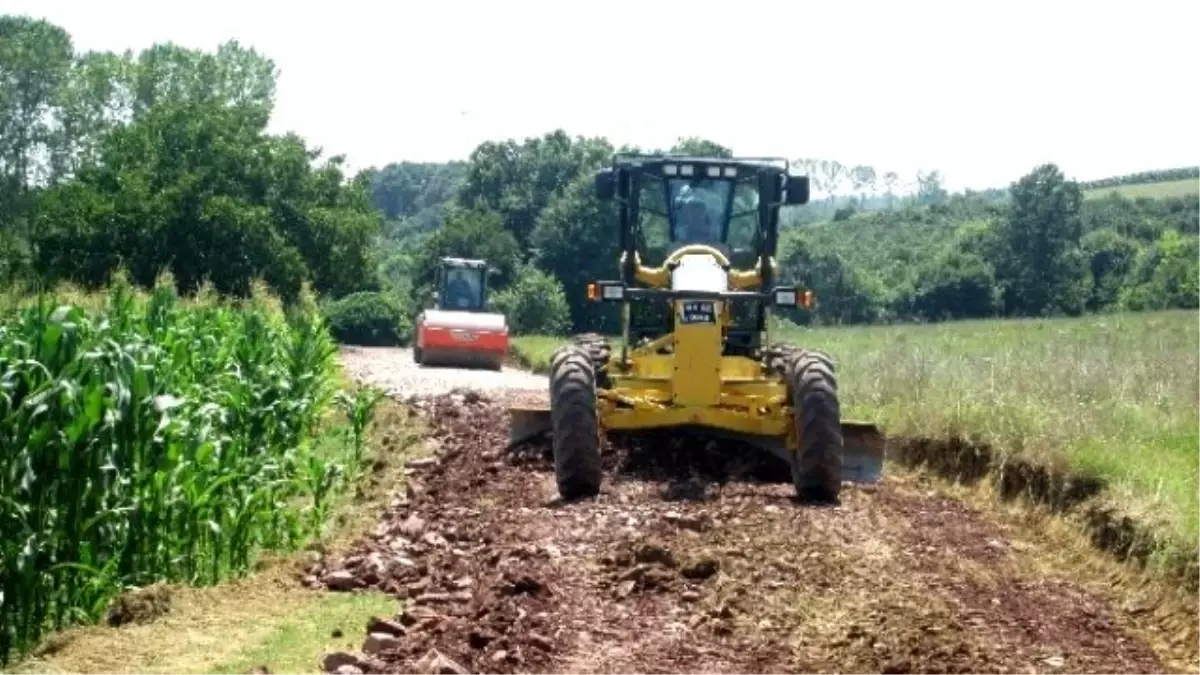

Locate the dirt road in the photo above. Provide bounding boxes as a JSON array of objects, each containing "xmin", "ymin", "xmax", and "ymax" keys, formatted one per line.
[{"xmin": 317, "ymin": 348, "xmax": 1197, "ymax": 674}]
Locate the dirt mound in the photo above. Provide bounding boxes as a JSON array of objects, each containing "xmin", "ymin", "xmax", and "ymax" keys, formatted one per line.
[{"xmin": 309, "ymin": 390, "xmax": 1179, "ymax": 674}]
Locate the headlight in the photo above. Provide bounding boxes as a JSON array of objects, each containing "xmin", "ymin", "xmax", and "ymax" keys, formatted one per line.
[
  {"xmin": 774, "ymin": 289, "xmax": 797, "ymax": 306},
  {"xmin": 587, "ymin": 281, "xmax": 626, "ymax": 302}
]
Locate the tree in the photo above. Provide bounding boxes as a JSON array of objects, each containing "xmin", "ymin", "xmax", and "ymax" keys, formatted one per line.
[
  {"xmin": 1079, "ymin": 228, "xmax": 1138, "ymax": 311},
  {"xmin": 529, "ymin": 173, "xmax": 621, "ymax": 333},
  {"xmin": 916, "ymin": 170, "xmax": 947, "ymax": 206},
  {"xmin": 491, "ymin": 263, "xmax": 572, "ymax": 335},
  {"xmin": 906, "ymin": 248, "xmax": 1000, "ymax": 321},
  {"xmin": 670, "ymin": 137, "xmax": 732, "ymax": 158},
  {"xmin": 411, "ymin": 206, "xmax": 521, "ymax": 305},
  {"xmin": 881, "ymin": 171, "xmax": 900, "ymax": 209},
  {"xmin": 34, "ymin": 96, "xmax": 380, "ymax": 301},
  {"xmin": 455, "ymin": 130, "xmax": 612, "ymax": 247},
  {"xmin": 818, "ymin": 160, "xmax": 845, "ymax": 203},
  {"xmin": 993, "ymin": 163, "xmax": 1087, "ymax": 316},
  {"xmin": 0, "ymin": 16, "xmax": 74, "ymax": 191},
  {"xmin": 848, "ymin": 165, "xmax": 877, "ymax": 205},
  {"xmin": 777, "ymin": 234, "xmax": 885, "ymax": 325}
]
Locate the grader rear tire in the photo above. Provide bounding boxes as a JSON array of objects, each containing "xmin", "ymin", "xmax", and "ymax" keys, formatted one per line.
[
  {"xmin": 788, "ymin": 349, "xmax": 843, "ymax": 503},
  {"xmin": 549, "ymin": 344, "xmax": 602, "ymax": 500}
]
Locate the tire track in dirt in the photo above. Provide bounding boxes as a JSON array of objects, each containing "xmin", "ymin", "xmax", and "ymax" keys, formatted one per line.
[{"xmin": 314, "ymin": 352, "xmax": 1186, "ymax": 674}]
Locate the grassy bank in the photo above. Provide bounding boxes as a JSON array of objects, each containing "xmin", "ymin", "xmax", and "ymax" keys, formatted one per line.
[
  {"xmin": 511, "ymin": 310, "xmax": 1200, "ymax": 571},
  {"xmin": 0, "ymin": 276, "xmax": 389, "ymax": 666}
]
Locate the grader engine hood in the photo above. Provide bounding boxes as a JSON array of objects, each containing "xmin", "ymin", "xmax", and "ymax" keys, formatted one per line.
[{"xmin": 670, "ymin": 253, "xmax": 730, "ymax": 294}]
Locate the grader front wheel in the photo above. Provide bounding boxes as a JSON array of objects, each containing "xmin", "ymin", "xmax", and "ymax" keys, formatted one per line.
[
  {"xmin": 549, "ymin": 344, "xmax": 603, "ymax": 500},
  {"xmin": 788, "ymin": 349, "xmax": 843, "ymax": 503}
]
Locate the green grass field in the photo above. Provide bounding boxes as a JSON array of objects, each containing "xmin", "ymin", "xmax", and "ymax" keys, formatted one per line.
[
  {"xmin": 512, "ymin": 310, "xmax": 1200, "ymax": 562},
  {"xmin": 1084, "ymin": 178, "xmax": 1199, "ymax": 201}
]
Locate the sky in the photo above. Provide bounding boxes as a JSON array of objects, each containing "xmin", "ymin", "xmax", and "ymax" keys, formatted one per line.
[{"xmin": 5, "ymin": 0, "xmax": 1198, "ymax": 192}]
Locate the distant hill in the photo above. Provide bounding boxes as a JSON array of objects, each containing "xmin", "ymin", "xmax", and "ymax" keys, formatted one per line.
[
  {"xmin": 1084, "ymin": 177, "xmax": 1198, "ymax": 201},
  {"xmin": 1080, "ymin": 167, "xmax": 1199, "ymax": 201}
]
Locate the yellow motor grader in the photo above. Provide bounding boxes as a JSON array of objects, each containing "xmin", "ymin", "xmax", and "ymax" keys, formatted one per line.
[{"xmin": 509, "ymin": 154, "xmax": 885, "ymax": 502}]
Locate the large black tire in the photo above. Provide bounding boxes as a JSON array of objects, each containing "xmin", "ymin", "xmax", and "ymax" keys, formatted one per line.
[
  {"xmin": 762, "ymin": 343, "xmax": 842, "ymax": 503},
  {"xmin": 788, "ymin": 350, "xmax": 843, "ymax": 503},
  {"xmin": 570, "ymin": 332, "xmax": 612, "ymax": 388},
  {"xmin": 549, "ymin": 344, "xmax": 603, "ymax": 500}
]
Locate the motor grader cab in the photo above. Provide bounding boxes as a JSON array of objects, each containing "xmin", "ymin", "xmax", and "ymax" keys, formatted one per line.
[
  {"xmin": 508, "ymin": 154, "xmax": 885, "ymax": 502},
  {"xmin": 413, "ymin": 257, "xmax": 509, "ymax": 371}
]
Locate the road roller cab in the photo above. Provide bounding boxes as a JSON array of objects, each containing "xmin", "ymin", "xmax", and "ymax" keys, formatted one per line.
[{"xmin": 413, "ymin": 257, "xmax": 509, "ymax": 370}]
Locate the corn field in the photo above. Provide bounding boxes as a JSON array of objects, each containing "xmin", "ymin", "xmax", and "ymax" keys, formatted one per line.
[{"xmin": 0, "ymin": 279, "xmax": 359, "ymax": 664}]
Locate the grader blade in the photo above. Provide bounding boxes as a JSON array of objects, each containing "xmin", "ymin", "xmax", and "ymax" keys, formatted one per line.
[
  {"xmin": 841, "ymin": 420, "xmax": 886, "ymax": 483},
  {"xmin": 508, "ymin": 405, "xmax": 552, "ymax": 448}
]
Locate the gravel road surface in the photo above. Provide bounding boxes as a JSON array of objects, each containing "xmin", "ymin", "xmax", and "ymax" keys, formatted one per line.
[{"xmin": 339, "ymin": 346, "xmax": 547, "ymax": 403}]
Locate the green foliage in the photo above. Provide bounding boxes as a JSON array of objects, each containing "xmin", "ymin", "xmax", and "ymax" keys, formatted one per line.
[
  {"xmin": 410, "ymin": 207, "xmax": 520, "ymax": 305},
  {"xmin": 777, "ymin": 233, "xmax": 886, "ymax": 325},
  {"xmin": 322, "ymin": 291, "xmax": 410, "ymax": 346},
  {"xmin": 455, "ymin": 130, "xmax": 613, "ymax": 247},
  {"xmin": 1118, "ymin": 229, "xmax": 1200, "ymax": 311},
  {"xmin": 670, "ymin": 137, "xmax": 733, "ymax": 158},
  {"xmin": 906, "ymin": 249, "xmax": 1000, "ymax": 321},
  {"xmin": 993, "ymin": 163, "xmax": 1085, "ymax": 316},
  {"xmin": 529, "ymin": 173, "xmax": 622, "ymax": 333},
  {"xmin": 1, "ymin": 20, "xmax": 380, "ymax": 306},
  {"xmin": 365, "ymin": 160, "xmax": 466, "ymax": 227},
  {"xmin": 0, "ymin": 279, "xmax": 376, "ymax": 665},
  {"xmin": 492, "ymin": 264, "xmax": 571, "ymax": 336}
]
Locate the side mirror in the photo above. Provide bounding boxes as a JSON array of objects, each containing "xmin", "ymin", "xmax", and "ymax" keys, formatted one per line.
[
  {"xmin": 784, "ymin": 175, "xmax": 810, "ymax": 205},
  {"xmin": 431, "ymin": 291, "xmax": 439, "ymax": 302},
  {"xmin": 595, "ymin": 168, "xmax": 616, "ymax": 201}
]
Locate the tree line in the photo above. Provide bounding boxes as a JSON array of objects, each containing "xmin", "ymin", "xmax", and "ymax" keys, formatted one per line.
[
  {"xmin": 0, "ymin": 15, "xmax": 378, "ymax": 301},
  {"xmin": 3, "ymin": 15, "xmax": 1197, "ymax": 343},
  {"xmin": 362, "ymin": 137, "xmax": 1197, "ymax": 336}
]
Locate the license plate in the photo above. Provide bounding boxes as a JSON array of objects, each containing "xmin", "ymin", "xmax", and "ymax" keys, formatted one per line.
[
  {"xmin": 451, "ymin": 330, "xmax": 479, "ymax": 342},
  {"xmin": 680, "ymin": 301, "xmax": 716, "ymax": 324}
]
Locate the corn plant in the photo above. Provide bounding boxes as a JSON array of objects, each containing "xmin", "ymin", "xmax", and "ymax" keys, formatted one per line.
[
  {"xmin": 0, "ymin": 279, "xmax": 346, "ymax": 664},
  {"xmin": 335, "ymin": 385, "xmax": 386, "ymax": 469}
]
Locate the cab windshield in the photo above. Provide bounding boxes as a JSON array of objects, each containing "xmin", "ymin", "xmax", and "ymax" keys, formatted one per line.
[
  {"xmin": 441, "ymin": 267, "xmax": 484, "ymax": 310},
  {"xmin": 668, "ymin": 179, "xmax": 731, "ymax": 244}
]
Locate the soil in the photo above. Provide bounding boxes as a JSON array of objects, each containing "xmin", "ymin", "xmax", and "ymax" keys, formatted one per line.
[{"xmin": 306, "ymin": 369, "xmax": 1195, "ymax": 675}]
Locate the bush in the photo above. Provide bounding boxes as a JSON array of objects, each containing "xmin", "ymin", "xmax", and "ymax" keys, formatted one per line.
[
  {"xmin": 323, "ymin": 291, "xmax": 410, "ymax": 346},
  {"xmin": 492, "ymin": 264, "xmax": 572, "ymax": 335}
]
